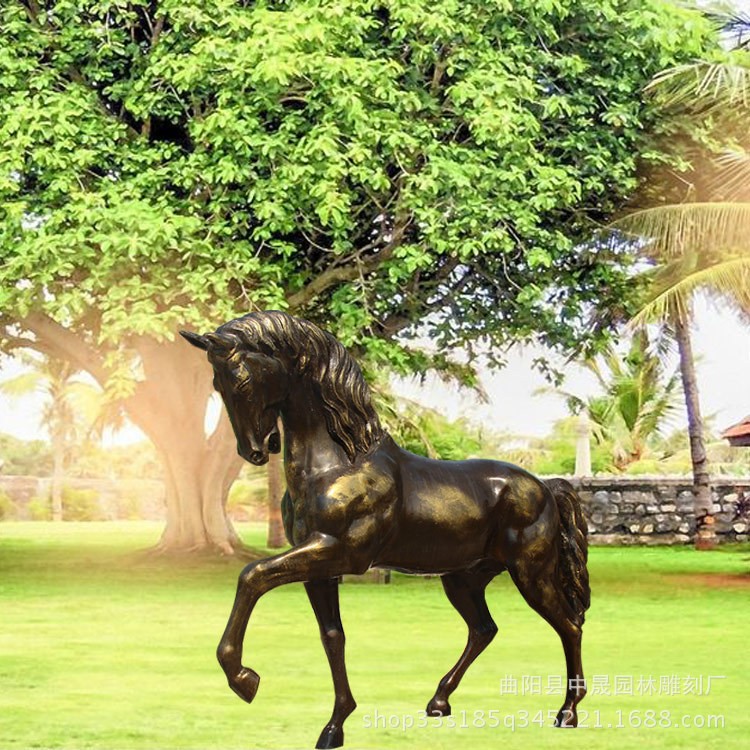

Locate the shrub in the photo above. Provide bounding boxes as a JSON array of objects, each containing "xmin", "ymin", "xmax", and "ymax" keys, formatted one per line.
[
  {"xmin": 624, "ymin": 459, "xmax": 663, "ymax": 475},
  {"xmin": 28, "ymin": 495, "xmax": 52, "ymax": 521},
  {"xmin": 62, "ymin": 486, "xmax": 102, "ymax": 521},
  {"xmin": 116, "ymin": 493, "xmax": 142, "ymax": 520},
  {"xmin": 227, "ymin": 477, "xmax": 266, "ymax": 521},
  {"xmin": 0, "ymin": 491, "xmax": 16, "ymax": 520}
]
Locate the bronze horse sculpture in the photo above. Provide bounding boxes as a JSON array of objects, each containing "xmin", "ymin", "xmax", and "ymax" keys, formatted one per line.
[{"xmin": 181, "ymin": 310, "xmax": 590, "ymax": 749}]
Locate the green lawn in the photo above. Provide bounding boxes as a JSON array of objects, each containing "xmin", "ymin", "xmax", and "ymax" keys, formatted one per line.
[{"xmin": 1, "ymin": 522, "xmax": 748, "ymax": 750}]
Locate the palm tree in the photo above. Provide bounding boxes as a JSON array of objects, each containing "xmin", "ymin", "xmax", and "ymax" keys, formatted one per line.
[
  {"xmin": 0, "ymin": 355, "xmax": 108, "ymax": 520},
  {"xmin": 613, "ymin": 14, "xmax": 750, "ymax": 547},
  {"xmin": 544, "ymin": 331, "xmax": 681, "ymax": 471}
]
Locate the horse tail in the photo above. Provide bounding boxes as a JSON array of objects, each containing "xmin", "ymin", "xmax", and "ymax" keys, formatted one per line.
[{"xmin": 545, "ymin": 478, "xmax": 590, "ymax": 627}]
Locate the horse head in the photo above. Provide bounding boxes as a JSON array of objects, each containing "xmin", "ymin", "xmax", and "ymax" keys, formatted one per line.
[{"xmin": 180, "ymin": 329, "xmax": 287, "ymax": 465}]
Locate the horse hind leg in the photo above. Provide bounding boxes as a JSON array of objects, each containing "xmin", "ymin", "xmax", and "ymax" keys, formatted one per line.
[
  {"xmin": 426, "ymin": 570, "xmax": 498, "ymax": 717},
  {"xmin": 509, "ymin": 557, "xmax": 586, "ymax": 727}
]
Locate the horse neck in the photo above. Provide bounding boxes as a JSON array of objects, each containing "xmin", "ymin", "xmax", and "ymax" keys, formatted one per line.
[{"xmin": 279, "ymin": 377, "xmax": 349, "ymax": 473}]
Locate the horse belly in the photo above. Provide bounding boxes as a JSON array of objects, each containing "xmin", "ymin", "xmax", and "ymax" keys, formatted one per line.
[{"xmin": 374, "ymin": 484, "xmax": 494, "ymax": 574}]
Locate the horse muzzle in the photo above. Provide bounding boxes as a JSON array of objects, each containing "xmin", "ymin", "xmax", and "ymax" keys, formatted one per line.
[
  {"xmin": 241, "ymin": 449, "xmax": 269, "ymax": 466},
  {"xmin": 239, "ymin": 424, "xmax": 280, "ymax": 465}
]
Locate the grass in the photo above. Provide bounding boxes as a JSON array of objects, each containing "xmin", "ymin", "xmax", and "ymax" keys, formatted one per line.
[{"xmin": 1, "ymin": 521, "xmax": 749, "ymax": 750}]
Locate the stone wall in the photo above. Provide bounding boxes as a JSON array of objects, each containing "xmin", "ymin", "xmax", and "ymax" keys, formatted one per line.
[
  {"xmin": 2, "ymin": 474, "xmax": 749, "ymax": 545},
  {"xmin": 569, "ymin": 476, "xmax": 750, "ymax": 545},
  {"xmin": 0, "ymin": 475, "xmax": 166, "ymax": 521}
]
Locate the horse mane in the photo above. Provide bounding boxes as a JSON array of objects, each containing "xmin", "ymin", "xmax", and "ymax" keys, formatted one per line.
[{"xmin": 216, "ymin": 311, "xmax": 384, "ymax": 461}]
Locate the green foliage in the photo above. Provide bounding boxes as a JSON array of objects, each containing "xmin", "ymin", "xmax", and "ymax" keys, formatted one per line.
[
  {"xmin": 61, "ymin": 485, "xmax": 102, "ymax": 522},
  {"xmin": 27, "ymin": 485, "xmax": 105, "ymax": 522},
  {"xmin": 227, "ymin": 476, "xmax": 267, "ymax": 516},
  {"xmin": 70, "ymin": 440, "xmax": 162, "ymax": 480},
  {"xmin": 617, "ymin": 16, "xmax": 750, "ymax": 327},
  {"xmin": 524, "ymin": 418, "xmax": 750, "ymax": 477},
  {"xmin": 398, "ymin": 409, "xmax": 485, "ymax": 460},
  {"xmin": 527, "ymin": 417, "xmax": 615, "ymax": 475},
  {"xmin": 372, "ymin": 384, "xmax": 489, "ymax": 459},
  {"xmin": 0, "ymin": 432, "xmax": 52, "ymax": 475},
  {"xmin": 546, "ymin": 331, "xmax": 681, "ymax": 470},
  {"xmin": 645, "ymin": 427, "xmax": 750, "ymax": 477},
  {"xmin": 0, "ymin": 354, "xmax": 115, "ymax": 481},
  {"xmin": 0, "ymin": 491, "xmax": 16, "ymax": 520},
  {"xmin": 27, "ymin": 495, "xmax": 52, "ymax": 521},
  {"xmin": 0, "ymin": 0, "xmax": 719, "ymax": 374}
]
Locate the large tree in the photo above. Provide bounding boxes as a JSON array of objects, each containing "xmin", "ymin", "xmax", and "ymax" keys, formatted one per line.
[{"xmin": 0, "ymin": 0, "xmax": 717, "ymax": 554}]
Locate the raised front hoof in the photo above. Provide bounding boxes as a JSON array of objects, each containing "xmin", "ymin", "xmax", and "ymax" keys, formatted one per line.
[
  {"xmin": 315, "ymin": 724, "xmax": 344, "ymax": 749},
  {"xmin": 229, "ymin": 667, "xmax": 260, "ymax": 704},
  {"xmin": 425, "ymin": 697, "xmax": 451, "ymax": 717},
  {"xmin": 554, "ymin": 707, "xmax": 577, "ymax": 727}
]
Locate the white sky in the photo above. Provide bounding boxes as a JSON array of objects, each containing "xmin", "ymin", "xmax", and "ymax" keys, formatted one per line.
[{"xmin": 394, "ymin": 296, "xmax": 749, "ymax": 439}]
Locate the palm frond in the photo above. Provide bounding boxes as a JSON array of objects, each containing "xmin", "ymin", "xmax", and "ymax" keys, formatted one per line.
[
  {"xmin": 631, "ymin": 255, "xmax": 750, "ymax": 327},
  {"xmin": 613, "ymin": 202, "xmax": 750, "ymax": 258},
  {"xmin": 0, "ymin": 371, "xmax": 43, "ymax": 397},
  {"xmin": 711, "ymin": 147, "xmax": 750, "ymax": 200},
  {"xmin": 706, "ymin": 10, "xmax": 750, "ymax": 48},
  {"xmin": 647, "ymin": 61, "xmax": 750, "ymax": 111}
]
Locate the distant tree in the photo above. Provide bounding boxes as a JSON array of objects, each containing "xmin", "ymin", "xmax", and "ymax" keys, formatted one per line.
[
  {"xmin": 527, "ymin": 417, "xmax": 616, "ymax": 476},
  {"xmin": 0, "ymin": 355, "xmax": 106, "ymax": 520},
  {"xmin": 372, "ymin": 384, "xmax": 490, "ymax": 460},
  {"xmin": 0, "ymin": 0, "xmax": 718, "ymax": 553},
  {"xmin": 0, "ymin": 433, "xmax": 52, "ymax": 476},
  {"xmin": 542, "ymin": 331, "xmax": 680, "ymax": 471},
  {"xmin": 70, "ymin": 440, "xmax": 162, "ymax": 481}
]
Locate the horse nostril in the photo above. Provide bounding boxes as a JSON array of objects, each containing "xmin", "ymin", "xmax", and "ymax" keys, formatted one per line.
[{"xmin": 250, "ymin": 450, "xmax": 264, "ymax": 464}]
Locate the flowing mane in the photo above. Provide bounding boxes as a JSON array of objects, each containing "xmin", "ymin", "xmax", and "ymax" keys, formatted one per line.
[{"xmin": 216, "ymin": 311, "xmax": 384, "ymax": 461}]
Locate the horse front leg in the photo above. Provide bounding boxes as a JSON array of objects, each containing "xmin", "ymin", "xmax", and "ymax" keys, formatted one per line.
[
  {"xmin": 216, "ymin": 532, "xmax": 357, "ymax": 704},
  {"xmin": 305, "ymin": 578, "xmax": 356, "ymax": 749}
]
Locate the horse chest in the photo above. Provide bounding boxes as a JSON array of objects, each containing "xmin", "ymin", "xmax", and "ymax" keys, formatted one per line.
[{"xmin": 285, "ymin": 462, "xmax": 396, "ymax": 545}]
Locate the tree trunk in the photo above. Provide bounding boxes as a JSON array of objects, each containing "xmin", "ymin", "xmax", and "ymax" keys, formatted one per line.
[
  {"xmin": 154, "ymin": 437, "xmax": 244, "ymax": 555},
  {"xmin": 266, "ymin": 433, "xmax": 286, "ymax": 548},
  {"xmin": 124, "ymin": 337, "xmax": 255, "ymax": 557},
  {"xmin": 11, "ymin": 315, "xmax": 258, "ymax": 556},
  {"xmin": 673, "ymin": 314, "xmax": 716, "ymax": 550},
  {"xmin": 50, "ymin": 431, "xmax": 64, "ymax": 522}
]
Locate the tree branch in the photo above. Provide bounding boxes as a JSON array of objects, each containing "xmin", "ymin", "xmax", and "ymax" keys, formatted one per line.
[
  {"xmin": 374, "ymin": 255, "xmax": 463, "ymax": 338},
  {"xmin": 430, "ymin": 44, "xmax": 452, "ymax": 97},
  {"xmin": 287, "ymin": 215, "xmax": 412, "ymax": 309},
  {"xmin": 140, "ymin": 11, "xmax": 166, "ymax": 138},
  {"xmin": 20, "ymin": 0, "xmax": 41, "ymax": 24},
  {"xmin": 17, "ymin": 313, "xmax": 112, "ymax": 386}
]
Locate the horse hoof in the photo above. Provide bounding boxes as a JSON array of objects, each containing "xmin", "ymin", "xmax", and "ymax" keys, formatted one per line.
[
  {"xmin": 554, "ymin": 708, "xmax": 577, "ymax": 727},
  {"xmin": 315, "ymin": 725, "xmax": 344, "ymax": 749},
  {"xmin": 229, "ymin": 667, "xmax": 260, "ymax": 704},
  {"xmin": 426, "ymin": 697, "xmax": 451, "ymax": 717}
]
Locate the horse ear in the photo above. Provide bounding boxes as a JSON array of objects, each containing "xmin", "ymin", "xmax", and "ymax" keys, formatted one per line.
[
  {"xmin": 180, "ymin": 331, "xmax": 209, "ymax": 351},
  {"xmin": 204, "ymin": 332, "xmax": 235, "ymax": 352}
]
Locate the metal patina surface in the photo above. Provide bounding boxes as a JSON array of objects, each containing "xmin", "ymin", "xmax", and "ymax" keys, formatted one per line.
[{"xmin": 182, "ymin": 311, "xmax": 590, "ymax": 749}]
